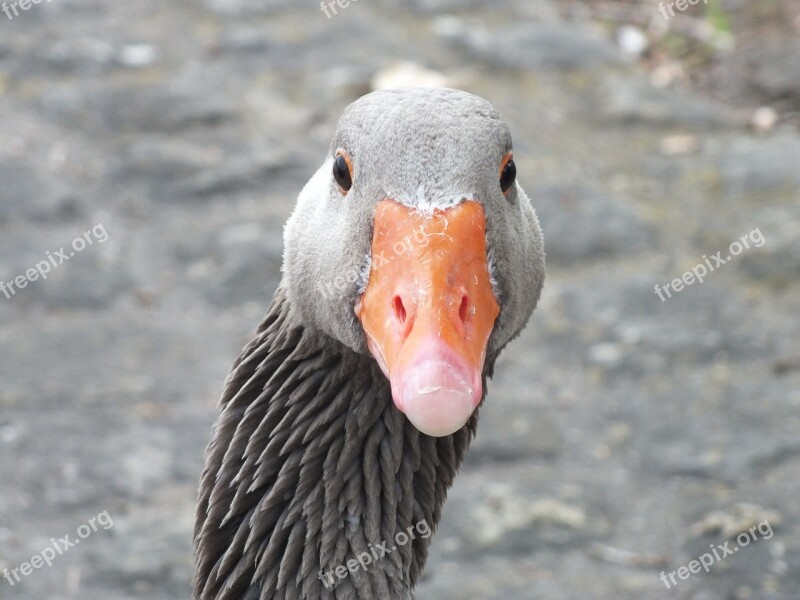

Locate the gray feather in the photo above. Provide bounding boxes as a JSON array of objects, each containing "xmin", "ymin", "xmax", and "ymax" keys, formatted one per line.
[{"xmin": 194, "ymin": 288, "xmax": 477, "ymax": 599}]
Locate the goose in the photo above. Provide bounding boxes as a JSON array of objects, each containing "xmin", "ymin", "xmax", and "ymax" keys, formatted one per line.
[{"xmin": 194, "ymin": 87, "xmax": 545, "ymax": 600}]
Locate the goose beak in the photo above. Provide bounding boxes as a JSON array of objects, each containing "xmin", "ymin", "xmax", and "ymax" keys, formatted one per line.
[{"xmin": 355, "ymin": 199, "xmax": 500, "ymax": 437}]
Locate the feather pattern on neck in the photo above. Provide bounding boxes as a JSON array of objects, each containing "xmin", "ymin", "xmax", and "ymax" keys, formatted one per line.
[{"xmin": 194, "ymin": 286, "xmax": 479, "ymax": 600}]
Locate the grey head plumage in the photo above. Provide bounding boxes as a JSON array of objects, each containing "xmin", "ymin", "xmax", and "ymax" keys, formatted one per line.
[{"xmin": 284, "ymin": 87, "xmax": 544, "ymax": 357}]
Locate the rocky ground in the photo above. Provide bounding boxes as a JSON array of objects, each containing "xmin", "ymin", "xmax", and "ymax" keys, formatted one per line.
[{"xmin": 1, "ymin": 1, "xmax": 799, "ymax": 599}]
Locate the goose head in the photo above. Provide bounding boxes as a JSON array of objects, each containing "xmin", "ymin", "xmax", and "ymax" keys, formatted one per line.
[{"xmin": 283, "ymin": 87, "xmax": 545, "ymax": 437}]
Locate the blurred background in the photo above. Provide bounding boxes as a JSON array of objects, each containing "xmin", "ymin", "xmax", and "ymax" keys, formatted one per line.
[{"xmin": 1, "ymin": 0, "xmax": 799, "ymax": 598}]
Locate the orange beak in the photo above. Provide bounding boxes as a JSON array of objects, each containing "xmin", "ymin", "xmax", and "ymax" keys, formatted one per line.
[{"xmin": 355, "ymin": 200, "xmax": 500, "ymax": 437}]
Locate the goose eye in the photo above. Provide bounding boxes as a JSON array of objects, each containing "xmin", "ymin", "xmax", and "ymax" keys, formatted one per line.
[
  {"xmin": 500, "ymin": 157, "xmax": 516, "ymax": 194},
  {"xmin": 333, "ymin": 153, "xmax": 353, "ymax": 193}
]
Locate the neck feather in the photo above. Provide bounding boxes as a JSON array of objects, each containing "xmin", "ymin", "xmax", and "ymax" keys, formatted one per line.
[{"xmin": 194, "ymin": 286, "xmax": 478, "ymax": 600}]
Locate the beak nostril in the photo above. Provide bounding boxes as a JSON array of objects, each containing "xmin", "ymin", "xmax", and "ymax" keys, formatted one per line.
[
  {"xmin": 459, "ymin": 295, "xmax": 469, "ymax": 325},
  {"xmin": 393, "ymin": 295, "xmax": 407, "ymax": 325}
]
